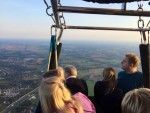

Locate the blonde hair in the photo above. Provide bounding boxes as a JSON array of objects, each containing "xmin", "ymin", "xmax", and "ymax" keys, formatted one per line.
[
  {"xmin": 64, "ymin": 65, "xmax": 77, "ymax": 77},
  {"xmin": 39, "ymin": 68, "xmax": 83, "ymax": 113},
  {"xmin": 42, "ymin": 67, "xmax": 65, "ymax": 80},
  {"xmin": 126, "ymin": 53, "xmax": 140, "ymax": 68},
  {"xmin": 122, "ymin": 88, "xmax": 150, "ymax": 113},
  {"xmin": 102, "ymin": 67, "xmax": 116, "ymax": 94}
]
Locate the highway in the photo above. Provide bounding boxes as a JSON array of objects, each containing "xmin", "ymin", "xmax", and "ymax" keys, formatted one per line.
[{"xmin": 1, "ymin": 87, "xmax": 39, "ymax": 113}]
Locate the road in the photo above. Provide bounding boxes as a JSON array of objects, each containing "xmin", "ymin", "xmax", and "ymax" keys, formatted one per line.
[{"xmin": 1, "ymin": 87, "xmax": 39, "ymax": 113}]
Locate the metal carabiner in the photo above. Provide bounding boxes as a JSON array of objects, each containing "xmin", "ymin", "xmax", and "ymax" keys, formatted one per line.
[
  {"xmin": 137, "ymin": 1, "xmax": 144, "ymax": 29},
  {"xmin": 51, "ymin": 26, "xmax": 57, "ymax": 36},
  {"xmin": 57, "ymin": 26, "xmax": 64, "ymax": 45},
  {"xmin": 137, "ymin": 1, "xmax": 144, "ymax": 11},
  {"xmin": 137, "ymin": 4, "xmax": 143, "ymax": 11},
  {"xmin": 60, "ymin": 16, "xmax": 66, "ymax": 26},
  {"xmin": 138, "ymin": 19, "xmax": 144, "ymax": 28},
  {"xmin": 46, "ymin": 6, "xmax": 55, "ymax": 23}
]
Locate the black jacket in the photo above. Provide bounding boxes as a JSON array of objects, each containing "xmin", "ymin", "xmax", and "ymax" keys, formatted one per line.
[
  {"xmin": 66, "ymin": 77, "xmax": 88, "ymax": 96},
  {"xmin": 94, "ymin": 81, "xmax": 123, "ymax": 113}
]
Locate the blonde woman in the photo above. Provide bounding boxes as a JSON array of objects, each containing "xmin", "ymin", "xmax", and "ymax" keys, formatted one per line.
[
  {"xmin": 34, "ymin": 67, "xmax": 65, "ymax": 113},
  {"xmin": 42, "ymin": 66, "xmax": 65, "ymax": 80},
  {"xmin": 36, "ymin": 67, "xmax": 95, "ymax": 113},
  {"xmin": 122, "ymin": 88, "xmax": 150, "ymax": 113},
  {"xmin": 94, "ymin": 67, "xmax": 123, "ymax": 113},
  {"xmin": 39, "ymin": 67, "xmax": 83, "ymax": 113}
]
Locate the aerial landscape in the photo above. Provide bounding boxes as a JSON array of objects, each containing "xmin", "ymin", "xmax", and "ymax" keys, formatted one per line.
[
  {"xmin": 0, "ymin": 39, "xmax": 141, "ymax": 112},
  {"xmin": 1, "ymin": 0, "xmax": 149, "ymax": 112}
]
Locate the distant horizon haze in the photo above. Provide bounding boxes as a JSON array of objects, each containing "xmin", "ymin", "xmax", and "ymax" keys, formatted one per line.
[
  {"xmin": 1, "ymin": 0, "xmax": 150, "ymax": 42},
  {"xmin": 0, "ymin": 36, "xmax": 143, "ymax": 44}
]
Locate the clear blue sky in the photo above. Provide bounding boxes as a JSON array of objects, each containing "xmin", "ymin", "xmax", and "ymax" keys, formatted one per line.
[{"xmin": 0, "ymin": 0, "xmax": 150, "ymax": 42}]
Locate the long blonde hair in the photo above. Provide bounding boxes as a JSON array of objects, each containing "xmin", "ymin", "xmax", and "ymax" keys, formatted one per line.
[
  {"xmin": 102, "ymin": 67, "xmax": 116, "ymax": 94},
  {"xmin": 39, "ymin": 68, "xmax": 83, "ymax": 113},
  {"xmin": 122, "ymin": 88, "xmax": 150, "ymax": 113}
]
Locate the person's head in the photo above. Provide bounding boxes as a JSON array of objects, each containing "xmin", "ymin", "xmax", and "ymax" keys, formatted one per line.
[
  {"xmin": 39, "ymin": 74, "xmax": 83, "ymax": 113},
  {"xmin": 122, "ymin": 88, "xmax": 150, "ymax": 113},
  {"xmin": 64, "ymin": 65, "xmax": 77, "ymax": 78},
  {"xmin": 121, "ymin": 53, "xmax": 140, "ymax": 73},
  {"xmin": 102, "ymin": 67, "xmax": 116, "ymax": 94},
  {"xmin": 42, "ymin": 67, "xmax": 65, "ymax": 80}
]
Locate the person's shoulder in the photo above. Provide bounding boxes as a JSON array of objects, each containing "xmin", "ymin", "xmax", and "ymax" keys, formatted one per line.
[
  {"xmin": 95, "ymin": 81, "xmax": 105, "ymax": 85},
  {"xmin": 78, "ymin": 78, "xmax": 87, "ymax": 84},
  {"xmin": 136, "ymin": 71, "xmax": 143, "ymax": 75},
  {"xmin": 79, "ymin": 78, "xmax": 86, "ymax": 82},
  {"xmin": 73, "ymin": 92, "xmax": 89, "ymax": 103},
  {"xmin": 74, "ymin": 78, "xmax": 86, "ymax": 84},
  {"xmin": 118, "ymin": 71, "xmax": 126, "ymax": 78},
  {"xmin": 66, "ymin": 77, "xmax": 76, "ymax": 82},
  {"xmin": 95, "ymin": 81, "xmax": 107, "ymax": 87},
  {"xmin": 69, "ymin": 77, "xmax": 83, "ymax": 81},
  {"xmin": 66, "ymin": 77, "xmax": 86, "ymax": 86},
  {"xmin": 74, "ymin": 92, "xmax": 85, "ymax": 97},
  {"xmin": 134, "ymin": 71, "xmax": 143, "ymax": 79},
  {"xmin": 67, "ymin": 77, "xmax": 76, "ymax": 80},
  {"xmin": 118, "ymin": 71, "xmax": 126, "ymax": 75}
]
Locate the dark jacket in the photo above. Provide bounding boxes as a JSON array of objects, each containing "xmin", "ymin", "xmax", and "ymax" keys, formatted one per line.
[
  {"xmin": 94, "ymin": 81, "xmax": 123, "ymax": 113},
  {"xmin": 117, "ymin": 71, "xmax": 144, "ymax": 94},
  {"xmin": 66, "ymin": 77, "xmax": 88, "ymax": 96}
]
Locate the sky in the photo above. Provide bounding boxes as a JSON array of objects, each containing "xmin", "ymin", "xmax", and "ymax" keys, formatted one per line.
[{"xmin": 0, "ymin": 0, "xmax": 150, "ymax": 43}]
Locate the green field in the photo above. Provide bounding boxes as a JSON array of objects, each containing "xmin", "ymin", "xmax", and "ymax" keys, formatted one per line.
[{"xmin": 86, "ymin": 80, "xmax": 95, "ymax": 96}]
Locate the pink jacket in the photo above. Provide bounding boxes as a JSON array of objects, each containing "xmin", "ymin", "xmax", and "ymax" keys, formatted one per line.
[
  {"xmin": 56, "ymin": 103, "xmax": 79, "ymax": 113},
  {"xmin": 57, "ymin": 92, "xmax": 96, "ymax": 113},
  {"xmin": 73, "ymin": 92, "xmax": 96, "ymax": 113}
]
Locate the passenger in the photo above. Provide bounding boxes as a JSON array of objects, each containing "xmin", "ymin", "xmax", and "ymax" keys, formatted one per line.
[
  {"xmin": 38, "ymin": 67, "xmax": 96, "ymax": 113},
  {"xmin": 117, "ymin": 53, "xmax": 144, "ymax": 94},
  {"xmin": 64, "ymin": 65, "xmax": 88, "ymax": 96},
  {"xmin": 122, "ymin": 88, "xmax": 150, "ymax": 113},
  {"xmin": 42, "ymin": 67, "xmax": 65, "ymax": 80},
  {"xmin": 34, "ymin": 67, "xmax": 65, "ymax": 113},
  {"xmin": 39, "ymin": 77, "xmax": 83, "ymax": 113},
  {"xmin": 94, "ymin": 67, "xmax": 123, "ymax": 113}
]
